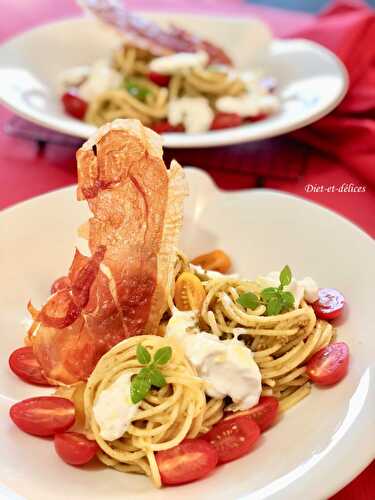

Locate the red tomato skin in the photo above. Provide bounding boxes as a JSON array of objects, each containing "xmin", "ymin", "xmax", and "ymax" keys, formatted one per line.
[
  {"xmin": 148, "ymin": 71, "xmax": 170, "ymax": 87},
  {"xmin": 210, "ymin": 112, "xmax": 243, "ymax": 130},
  {"xmin": 62, "ymin": 92, "xmax": 88, "ymax": 119},
  {"xmin": 307, "ymin": 342, "xmax": 349, "ymax": 386},
  {"xmin": 312, "ymin": 288, "xmax": 345, "ymax": 320},
  {"xmin": 203, "ymin": 416, "xmax": 260, "ymax": 464},
  {"xmin": 244, "ymin": 113, "xmax": 267, "ymax": 123},
  {"xmin": 156, "ymin": 438, "xmax": 218, "ymax": 486},
  {"xmin": 54, "ymin": 432, "xmax": 99, "ymax": 466},
  {"xmin": 151, "ymin": 121, "xmax": 184, "ymax": 134},
  {"xmin": 224, "ymin": 396, "xmax": 279, "ymax": 432},
  {"xmin": 10, "ymin": 397, "xmax": 75, "ymax": 437},
  {"xmin": 51, "ymin": 276, "xmax": 71, "ymax": 294},
  {"xmin": 9, "ymin": 347, "xmax": 50, "ymax": 386}
]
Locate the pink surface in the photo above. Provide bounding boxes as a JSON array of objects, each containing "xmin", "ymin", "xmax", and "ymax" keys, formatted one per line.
[{"xmin": 0, "ymin": 0, "xmax": 374, "ymax": 497}]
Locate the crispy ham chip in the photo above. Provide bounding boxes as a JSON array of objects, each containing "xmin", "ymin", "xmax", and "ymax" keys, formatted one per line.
[
  {"xmin": 78, "ymin": 0, "xmax": 232, "ymax": 65},
  {"xmin": 29, "ymin": 119, "xmax": 188, "ymax": 385}
]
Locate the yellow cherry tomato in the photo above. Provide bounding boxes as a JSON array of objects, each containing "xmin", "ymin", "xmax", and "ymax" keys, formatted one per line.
[{"xmin": 174, "ymin": 272, "xmax": 206, "ymax": 311}]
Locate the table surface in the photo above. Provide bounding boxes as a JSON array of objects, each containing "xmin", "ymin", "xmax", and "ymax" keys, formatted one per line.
[{"xmin": 0, "ymin": 1, "xmax": 373, "ymax": 499}]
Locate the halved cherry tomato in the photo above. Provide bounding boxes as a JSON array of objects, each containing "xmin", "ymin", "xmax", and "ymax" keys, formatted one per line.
[
  {"xmin": 224, "ymin": 396, "xmax": 279, "ymax": 432},
  {"xmin": 312, "ymin": 288, "xmax": 345, "ymax": 320},
  {"xmin": 9, "ymin": 346, "xmax": 50, "ymax": 386},
  {"xmin": 148, "ymin": 71, "xmax": 171, "ymax": 87},
  {"xmin": 54, "ymin": 432, "xmax": 99, "ymax": 465},
  {"xmin": 156, "ymin": 438, "xmax": 218, "ymax": 485},
  {"xmin": 174, "ymin": 271, "xmax": 206, "ymax": 311},
  {"xmin": 151, "ymin": 120, "xmax": 184, "ymax": 134},
  {"xmin": 62, "ymin": 92, "xmax": 88, "ymax": 119},
  {"xmin": 10, "ymin": 397, "xmax": 75, "ymax": 437},
  {"xmin": 210, "ymin": 112, "xmax": 243, "ymax": 130},
  {"xmin": 306, "ymin": 342, "xmax": 349, "ymax": 386},
  {"xmin": 244, "ymin": 113, "xmax": 267, "ymax": 123},
  {"xmin": 203, "ymin": 416, "xmax": 260, "ymax": 464},
  {"xmin": 192, "ymin": 249, "xmax": 231, "ymax": 273},
  {"xmin": 51, "ymin": 276, "xmax": 71, "ymax": 294}
]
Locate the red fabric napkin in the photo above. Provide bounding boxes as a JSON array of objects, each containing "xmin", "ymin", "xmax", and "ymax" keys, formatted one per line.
[{"xmin": 290, "ymin": 0, "xmax": 375, "ymax": 187}]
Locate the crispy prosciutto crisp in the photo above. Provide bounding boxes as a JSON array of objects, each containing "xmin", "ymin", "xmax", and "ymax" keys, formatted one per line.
[
  {"xmin": 78, "ymin": 0, "xmax": 233, "ymax": 65},
  {"xmin": 29, "ymin": 119, "xmax": 188, "ymax": 385}
]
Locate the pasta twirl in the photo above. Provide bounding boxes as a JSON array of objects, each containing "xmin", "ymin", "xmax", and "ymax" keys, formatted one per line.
[
  {"xmin": 84, "ymin": 335, "xmax": 223, "ymax": 487},
  {"xmin": 170, "ymin": 254, "xmax": 335, "ymax": 411}
]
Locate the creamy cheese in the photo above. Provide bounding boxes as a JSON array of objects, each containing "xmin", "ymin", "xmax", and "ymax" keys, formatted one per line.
[
  {"xmin": 216, "ymin": 93, "xmax": 280, "ymax": 118},
  {"xmin": 189, "ymin": 263, "xmax": 239, "ymax": 280},
  {"xmin": 168, "ymin": 97, "xmax": 214, "ymax": 133},
  {"xmin": 298, "ymin": 276, "xmax": 319, "ymax": 303},
  {"xmin": 165, "ymin": 309, "xmax": 198, "ymax": 339},
  {"xmin": 77, "ymin": 60, "xmax": 122, "ymax": 102},
  {"xmin": 149, "ymin": 51, "xmax": 209, "ymax": 75},
  {"xmin": 93, "ymin": 372, "xmax": 139, "ymax": 441},
  {"xmin": 256, "ymin": 271, "xmax": 319, "ymax": 307},
  {"xmin": 165, "ymin": 310, "xmax": 262, "ymax": 411}
]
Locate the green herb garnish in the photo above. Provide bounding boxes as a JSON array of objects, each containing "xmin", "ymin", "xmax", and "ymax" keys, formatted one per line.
[
  {"xmin": 237, "ymin": 265, "xmax": 295, "ymax": 316},
  {"xmin": 130, "ymin": 344, "xmax": 172, "ymax": 404},
  {"xmin": 123, "ymin": 79, "xmax": 150, "ymax": 102},
  {"xmin": 237, "ymin": 292, "xmax": 259, "ymax": 310}
]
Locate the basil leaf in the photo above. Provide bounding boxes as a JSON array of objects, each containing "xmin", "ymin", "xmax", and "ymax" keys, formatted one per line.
[
  {"xmin": 130, "ymin": 373, "xmax": 151, "ymax": 404},
  {"xmin": 136, "ymin": 344, "xmax": 151, "ymax": 365},
  {"xmin": 280, "ymin": 265, "xmax": 292, "ymax": 287},
  {"xmin": 153, "ymin": 346, "xmax": 172, "ymax": 365},
  {"xmin": 138, "ymin": 366, "xmax": 152, "ymax": 381},
  {"xmin": 124, "ymin": 80, "xmax": 150, "ymax": 102},
  {"xmin": 260, "ymin": 287, "xmax": 278, "ymax": 302},
  {"xmin": 266, "ymin": 296, "xmax": 283, "ymax": 316},
  {"xmin": 149, "ymin": 368, "xmax": 166, "ymax": 388},
  {"xmin": 237, "ymin": 292, "xmax": 259, "ymax": 310},
  {"xmin": 281, "ymin": 291, "xmax": 295, "ymax": 310}
]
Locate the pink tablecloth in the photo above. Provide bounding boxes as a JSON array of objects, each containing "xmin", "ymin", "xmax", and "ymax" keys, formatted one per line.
[{"xmin": 0, "ymin": 0, "xmax": 374, "ymax": 497}]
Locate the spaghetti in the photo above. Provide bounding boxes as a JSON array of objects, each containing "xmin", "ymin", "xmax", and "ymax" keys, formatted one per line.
[
  {"xmin": 85, "ymin": 46, "xmax": 248, "ymax": 128},
  {"xmin": 169, "ymin": 254, "xmax": 335, "ymax": 412},
  {"xmin": 84, "ymin": 335, "xmax": 224, "ymax": 487},
  {"xmin": 60, "ymin": 41, "xmax": 279, "ymax": 132}
]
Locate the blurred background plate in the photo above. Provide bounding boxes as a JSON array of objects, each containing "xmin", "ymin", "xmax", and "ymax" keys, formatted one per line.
[{"xmin": 0, "ymin": 12, "xmax": 348, "ymax": 148}]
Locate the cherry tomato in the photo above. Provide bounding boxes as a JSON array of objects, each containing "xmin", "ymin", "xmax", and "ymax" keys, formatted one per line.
[
  {"xmin": 312, "ymin": 288, "xmax": 345, "ymax": 320},
  {"xmin": 244, "ymin": 113, "xmax": 267, "ymax": 123},
  {"xmin": 174, "ymin": 272, "xmax": 206, "ymax": 311},
  {"xmin": 192, "ymin": 249, "xmax": 231, "ymax": 273},
  {"xmin": 156, "ymin": 438, "xmax": 218, "ymax": 485},
  {"xmin": 54, "ymin": 432, "xmax": 99, "ymax": 466},
  {"xmin": 203, "ymin": 416, "xmax": 260, "ymax": 464},
  {"xmin": 51, "ymin": 276, "xmax": 71, "ymax": 294},
  {"xmin": 9, "ymin": 346, "xmax": 50, "ymax": 386},
  {"xmin": 10, "ymin": 397, "xmax": 75, "ymax": 437},
  {"xmin": 306, "ymin": 342, "xmax": 349, "ymax": 386},
  {"xmin": 210, "ymin": 112, "xmax": 243, "ymax": 130},
  {"xmin": 148, "ymin": 71, "xmax": 171, "ymax": 87},
  {"xmin": 62, "ymin": 92, "xmax": 88, "ymax": 119},
  {"xmin": 224, "ymin": 396, "xmax": 279, "ymax": 432},
  {"xmin": 151, "ymin": 121, "xmax": 184, "ymax": 133}
]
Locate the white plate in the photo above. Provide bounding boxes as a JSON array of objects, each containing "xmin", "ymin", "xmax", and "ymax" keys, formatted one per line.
[
  {"xmin": 0, "ymin": 13, "xmax": 348, "ymax": 148},
  {"xmin": 0, "ymin": 167, "xmax": 374, "ymax": 500}
]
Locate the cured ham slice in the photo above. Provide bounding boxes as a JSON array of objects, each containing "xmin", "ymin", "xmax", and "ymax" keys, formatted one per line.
[
  {"xmin": 29, "ymin": 119, "xmax": 188, "ymax": 385},
  {"xmin": 78, "ymin": 0, "xmax": 233, "ymax": 65}
]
